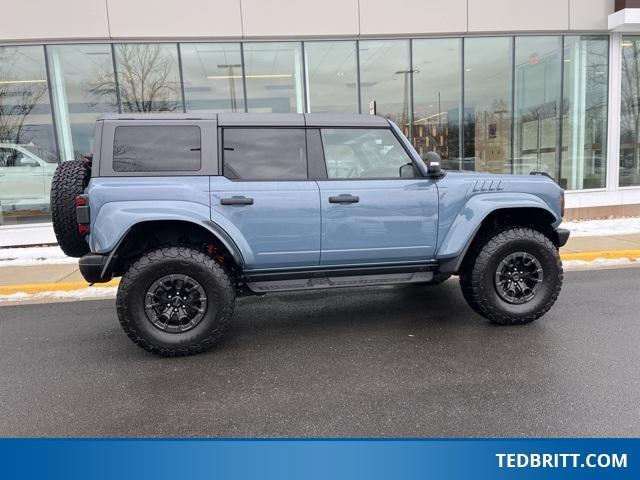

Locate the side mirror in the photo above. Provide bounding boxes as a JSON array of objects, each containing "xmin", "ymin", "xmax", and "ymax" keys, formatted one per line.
[
  {"xmin": 424, "ymin": 151, "xmax": 445, "ymax": 178},
  {"xmin": 399, "ymin": 163, "xmax": 418, "ymax": 178}
]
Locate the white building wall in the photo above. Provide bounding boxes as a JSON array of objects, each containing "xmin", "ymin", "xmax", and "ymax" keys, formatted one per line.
[
  {"xmin": 241, "ymin": 0, "xmax": 359, "ymax": 37},
  {"xmin": 0, "ymin": 0, "xmax": 110, "ymax": 42},
  {"xmin": 468, "ymin": 0, "xmax": 570, "ymax": 32},
  {"xmin": 570, "ymin": 0, "xmax": 616, "ymax": 30},
  {"xmin": 359, "ymin": 0, "xmax": 467, "ymax": 35},
  {"xmin": 107, "ymin": 0, "xmax": 243, "ymax": 39},
  {"xmin": 0, "ymin": 0, "xmax": 616, "ymax": 43}
]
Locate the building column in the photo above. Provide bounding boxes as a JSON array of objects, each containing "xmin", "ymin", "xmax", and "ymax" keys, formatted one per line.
[
  {"xmin": 607, "ymin": 33, "xmax": 622, "ymax": 192},
  {"xmin": 47, "ymin": 47, "xmax": 75, "ymax": 162}
]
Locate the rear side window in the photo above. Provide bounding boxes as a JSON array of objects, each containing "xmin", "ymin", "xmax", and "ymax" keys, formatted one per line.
[
  {"xmin": 113, "ymin": 126, "xmax": 201, "ymax": 172},
  {"xmin": 222, "ymin": 128, "xmax": 307, "ymax": 180}
]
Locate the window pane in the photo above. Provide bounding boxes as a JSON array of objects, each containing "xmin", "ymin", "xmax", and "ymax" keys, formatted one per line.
[
  {"xmin": 321, "ymin": 128, "xmax": 413, "ymax": 179},
  {"xmin": 620, "ymin": 36, "xmax": 640, "ymax": 187},
  {"xmin": 412, "ymin": 38, "xmax": 461, "ymax": 169},
  {"xmin": 359, "ymin": 40, "xmax": 411, "ymax": 136},
  {"xmin": 114, "ymin": 44, "xmax": 183, "ymax": 113},
  {"xmin": 513, "ymin": 36, "xmax": 562, "ymax": 178},
  {"xmin": 562, "ymin": 36, "xmax": 608, "ymax": 190},
  {"xmin": 0, "ymin": 45, "xmax": 57, "ymax": 226},
  {"xmin": 113, "ymin": 126, "xmax": 201, "ymax": 172},
  {"xmin": 180, "ymin": 43, "xmax": 245, "ymax": 113},
  {"xmin": 243, "ymin": 43, "xmax": 304, "ymax": 113},
  {"xmin": 47, "ymin": 44, "xmax": 118, "ymax": 162},
  {"xmin": 304, "ymin": 41, "xmax": 358, "ymax": 113},
  {"xmin": 463, "ymin": 37, "xmax": 512, "ymax": 174},
  {"xmin": 222, "ymin": 128, "xmax": 307, "ymax": 180}
]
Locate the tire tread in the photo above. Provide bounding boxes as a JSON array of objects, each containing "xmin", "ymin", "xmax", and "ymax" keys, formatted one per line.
[
  {"xmin": 459, "ymin": 227, "xmax": 563, "ymax": 325},
  {"xmin": 116, "ymin": 246, "xmax": 235, "ymax": 357}
]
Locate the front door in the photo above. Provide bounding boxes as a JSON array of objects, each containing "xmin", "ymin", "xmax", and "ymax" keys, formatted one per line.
[
  {"xmin": 211, "ymin": 127, "xmax": 321, "ymax": 269},
  {"xmin": 316, "ymin": 127, "xmax": 438, "ymax": 265}
]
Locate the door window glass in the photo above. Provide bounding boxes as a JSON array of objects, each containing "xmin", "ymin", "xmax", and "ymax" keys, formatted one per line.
[
  {"xmin": 222, "ymin": 128, "xmax": 307, "ymax": 180},
  {"xmin": 321, "ymin": 128, "xmax": 415, "ymax": 179},
  {"xmin": 113, "ymin": 126, "xmax": 201, "ymax": 172}
]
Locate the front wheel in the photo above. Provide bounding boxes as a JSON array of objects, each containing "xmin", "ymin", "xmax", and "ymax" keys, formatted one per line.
[
  {"xmin": 459, "ymin": 228, "xmax": 562, "ymax": 325},
  {"xmin": 116, "ymin": 246, "xmax": 235, "ymax": 356}
]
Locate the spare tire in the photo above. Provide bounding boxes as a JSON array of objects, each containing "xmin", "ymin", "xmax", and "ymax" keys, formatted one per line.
[{"xmin": 50, "ymin": 160, "xmax": 91, "ymax": 258}]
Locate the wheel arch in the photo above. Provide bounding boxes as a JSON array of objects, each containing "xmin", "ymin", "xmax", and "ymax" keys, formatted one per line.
[
  {"xmin": 438, "ymin": 200, "xmax": 560, "ymax": 275},
  {"xmin": 107, "ymin": 219, "xmax": 245, "ymax": 278}
]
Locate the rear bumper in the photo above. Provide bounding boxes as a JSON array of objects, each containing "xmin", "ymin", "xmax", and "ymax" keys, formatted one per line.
[
  {"xmin": 79, "ymin": 253, "xmax": 112, "ymax": 283},
  {"xmin": 555, "ymin": 228, "xmax": 570, "ymax": 247}
]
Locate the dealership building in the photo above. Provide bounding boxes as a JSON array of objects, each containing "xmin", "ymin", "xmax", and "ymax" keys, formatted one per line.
[{"xmin": 1, "ymin": 0, "xmax": 640, "ymax": 245}]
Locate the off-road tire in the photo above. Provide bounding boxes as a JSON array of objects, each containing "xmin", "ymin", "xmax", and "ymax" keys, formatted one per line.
[
  {"xmin": 459, "ymin": 227, "xmax": 562, "ymax": 325},
  {"xmin": 116, "ymin": 246, "xmax": 235, "ymax": 357},
  {"xmin": 50, "ymin": 160, "xmax": 91, "ymax": 258}
]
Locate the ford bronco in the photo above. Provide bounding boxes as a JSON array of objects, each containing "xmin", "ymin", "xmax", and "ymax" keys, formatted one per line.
[{"xmin": 50, "ymin": 113, "xmax": 569, "ymax": 356}]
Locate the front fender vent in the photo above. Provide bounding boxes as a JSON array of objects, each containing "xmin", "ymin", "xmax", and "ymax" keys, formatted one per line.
[{"xmin": 472, "ymin": 179, "xmax": 504, "ymax": 192}]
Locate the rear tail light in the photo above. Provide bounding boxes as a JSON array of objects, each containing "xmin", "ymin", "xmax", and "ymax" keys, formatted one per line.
[
  {"xmin": 560, "ymin": 192, "xmax": 565, "ymax": 218},
  {"xmin": 76, "ymin": 194, "xmax": 90, "ymax": 235}
]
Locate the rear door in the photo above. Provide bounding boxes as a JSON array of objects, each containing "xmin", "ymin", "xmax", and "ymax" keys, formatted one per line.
[
  {"xmin": 316, "ymin": 127, "xmax": 438, "ymax": 265},
  {"xmin": 210, "ymin": 127, "xmax": 321, "ymax": 269}
]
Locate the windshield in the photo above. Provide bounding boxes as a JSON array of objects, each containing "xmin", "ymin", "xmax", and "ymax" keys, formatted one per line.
[{"xmin": 21, "ymin": 146, "xmax": 58, "ymax": 164}]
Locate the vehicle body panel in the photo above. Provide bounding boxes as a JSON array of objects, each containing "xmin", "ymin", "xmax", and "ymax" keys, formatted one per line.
[
  {"xmin": 317, "ymin": 179, "xmax": 438, "ymax": 264},
  {"xmin": 210, "ymin": 176, "xmax": 321, "ymax": 268},
  {"xmin": 87, "ymin": 176, "xmax": 211, "ymax": 253}
]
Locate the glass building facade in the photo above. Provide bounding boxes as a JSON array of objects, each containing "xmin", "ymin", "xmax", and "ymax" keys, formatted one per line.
[{"xmin": 0, "ymin": 35, "xmax": 618, "ymax": 227}]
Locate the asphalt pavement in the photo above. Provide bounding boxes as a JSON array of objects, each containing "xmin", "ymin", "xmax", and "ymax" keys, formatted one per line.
[{"xmin": 1, "ymin": 267, "xmax": 639, "ymax": 437}]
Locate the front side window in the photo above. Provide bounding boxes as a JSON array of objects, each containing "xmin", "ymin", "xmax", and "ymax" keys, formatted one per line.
[
  {"xmin": 222, "ymin": 128, "xmax": 307, "ymax": 180},
  {"xmin": 321, "ymin": 128, "xmax": 415, "ymax": 179},
  {"xmin": 113, "ymin": 126, "xmax": 201, "ymax": 172}
]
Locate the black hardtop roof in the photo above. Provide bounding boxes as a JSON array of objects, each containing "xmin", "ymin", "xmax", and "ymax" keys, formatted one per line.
[{"xmin": 97, "ymin": 113, "xmax": 390, "ymax": 127}]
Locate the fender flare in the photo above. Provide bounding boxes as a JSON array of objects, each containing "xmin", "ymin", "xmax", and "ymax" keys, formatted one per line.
[{"xmin": 436, "ymin": 193, "xmax": 559, "ymax": 274}]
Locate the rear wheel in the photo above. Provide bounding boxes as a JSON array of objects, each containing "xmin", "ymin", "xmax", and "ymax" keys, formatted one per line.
[
  {"xmin": 116, "ymin": 246, "xmax": 235, "ymax": 356},
  {"xmin": 50, "ymin": 160, "xmax": 91, "ymax": 257},
  {"xmin": 459, "ymin": 227, "xmax": 562, "ymax": 325}
]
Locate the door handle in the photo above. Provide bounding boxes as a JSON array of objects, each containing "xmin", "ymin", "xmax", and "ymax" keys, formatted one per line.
[
  {"xmin": 220, "ymin": 196, "xmax": 254, "ymax": 205},
  {"xmin": 329, "ymin": 194, "xmax": 359, "ymax": 204}
]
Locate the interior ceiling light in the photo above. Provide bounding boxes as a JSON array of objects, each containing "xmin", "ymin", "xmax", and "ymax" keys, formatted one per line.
[
  {"xmin": 414, "ymin": 112, "xmax": 447, "ymax": 124},
  {"xmin": 0, "ymin": 79, "xmax": 47, "ymax": 85},
  {"xmin": 207, "ymin": 74, "xmax": 294, "ymax": 80},
  {"xmin": 622, "ymin": 42, "xmax": 634, "ymax": 47}
]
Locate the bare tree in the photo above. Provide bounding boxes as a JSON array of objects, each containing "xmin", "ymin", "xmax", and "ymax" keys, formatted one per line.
[
  {"xmin": 0, "ymin": 49, "xmax": 48, "ymax": 145},
  {"xmin": 89, "ymin": 44, "xmax": 181, "ymax": 113}
]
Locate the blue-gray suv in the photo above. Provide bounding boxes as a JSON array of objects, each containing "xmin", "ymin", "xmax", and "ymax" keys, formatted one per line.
[{"xmin": 50, "ymin": 113, "xmax": 569, "ymax": 356}]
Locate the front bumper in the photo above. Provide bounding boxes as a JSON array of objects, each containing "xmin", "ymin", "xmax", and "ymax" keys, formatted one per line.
[
  {"xmin": 79, "ymin": 253, "xmax": 112, "ymax": 283},
  {"xmin": 555, "ymin": 228, "xmax": 570, "ymax": 247}
]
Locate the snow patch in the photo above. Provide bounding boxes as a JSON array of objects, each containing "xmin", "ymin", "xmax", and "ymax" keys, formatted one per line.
[
  {"xmin": 0, "ymin": 246, "xmax": 76, "ymax": 267},
  {"xmin": 561, "ymin": 217, "xmax": 640, "ymax": 237},
  {"xmin": 0, "ymin": 286, "xmax": 117, "ymax": 303}
]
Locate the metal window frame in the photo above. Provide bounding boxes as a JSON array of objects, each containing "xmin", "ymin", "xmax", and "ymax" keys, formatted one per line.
[
  {"xmin": 0, "ymin": 32, "xmax": 624, "ymax": 196},
  {"xmin": 607, "ymin": 32, "xmax": 622, "ymax": 191},
  {"xmin": 42, "ymin": 45, "xmax": 62, "ymax": 164}
]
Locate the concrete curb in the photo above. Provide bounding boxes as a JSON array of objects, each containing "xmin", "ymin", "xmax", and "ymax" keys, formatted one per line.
[
  {"xmin": 1, "ymin": 249, "xmax": 640, "ymax": 296},
  {"xmin": 0, "ymin": 279, "xmax": 120, "ymax": 296},
  {"xmin": 560, "ymin": 249, "xmax": 640, "ymax": 262}
]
